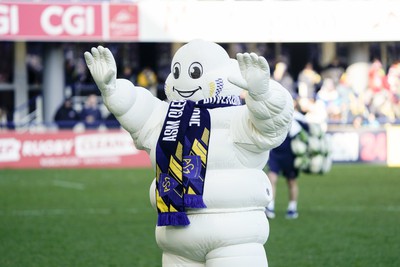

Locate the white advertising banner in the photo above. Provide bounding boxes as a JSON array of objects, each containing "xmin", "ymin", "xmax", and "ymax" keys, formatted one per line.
[
  {"xmin": 139, "ymin": 0, "xmax": 400, "ymax": 43},
  {"xmin": 0, "ymin": 1, "xmax": 399, "ymax": 42}
]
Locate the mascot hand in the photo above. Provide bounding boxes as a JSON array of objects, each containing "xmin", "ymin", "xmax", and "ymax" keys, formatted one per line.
[
  {"xmin": 228, "ymin": 53, "xmax": 270, "ymax": 97},
  {"xmin": 84, "ymin": 46, "xmax": 117, "ymax": 97}
]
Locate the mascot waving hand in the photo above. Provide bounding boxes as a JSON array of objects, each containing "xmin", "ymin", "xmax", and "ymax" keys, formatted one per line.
[{"xmin": 85, "ymin": 39, "xmax": 293, "ymax": 267}]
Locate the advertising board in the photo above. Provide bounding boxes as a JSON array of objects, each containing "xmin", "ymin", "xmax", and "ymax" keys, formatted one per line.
[{"xmin": 0, "ymin": 130, "xmax": 151, "ymax": 169}]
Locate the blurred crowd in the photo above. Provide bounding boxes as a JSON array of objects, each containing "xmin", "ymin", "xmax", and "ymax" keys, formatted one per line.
[
  {"xmin": 1, "ymin": 41, "xmax": 400, "ymax": 131},
  {"xmin": 273, "ymin": 58, "xmax": 400, "ymax": 130},
  {"xmin": 54, "ymin": 56, "xmax": 400, "ymax": 132}
]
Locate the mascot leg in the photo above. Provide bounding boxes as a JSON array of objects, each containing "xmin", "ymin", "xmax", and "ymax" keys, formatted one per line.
[
  {"xmin": 162, "ymin": 252, "xmax": 205, "ymax": 267},
  {"xmin": 206, "ymin": 243, "xmax": 268, "ymax": 267}
]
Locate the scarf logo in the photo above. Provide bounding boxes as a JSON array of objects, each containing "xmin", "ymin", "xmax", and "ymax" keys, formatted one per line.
[
  {"xmin": 183, "ymin": 155, "xmax": 201, "ymax": 180},
  {"xmin": 158, "ymin": 173, "xmax": 179, "ymax": 197}
]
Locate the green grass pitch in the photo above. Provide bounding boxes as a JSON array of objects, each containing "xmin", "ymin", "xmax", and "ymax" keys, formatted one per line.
[{"xmin": 1, "ymin": 164, "xmax": 399, "ymax": 267}]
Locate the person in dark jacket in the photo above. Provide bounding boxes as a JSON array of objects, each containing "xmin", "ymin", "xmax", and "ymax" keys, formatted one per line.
[
  {"xmin": 80, "ymin": 94, "xmax": 103, "ymax": 129},
  {"xmin": 54, "ymin": 98, "xmax": 79, "ymax": 129}
]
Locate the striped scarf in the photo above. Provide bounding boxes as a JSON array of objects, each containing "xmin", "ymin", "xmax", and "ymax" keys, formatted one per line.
[{"xmin": 155, "ymin": 95, "xmax": 241, "ymax": 226}]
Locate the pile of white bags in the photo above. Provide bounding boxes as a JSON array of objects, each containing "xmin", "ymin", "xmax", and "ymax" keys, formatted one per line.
[{"xmin": 291, "ymin": 123, "xmax": 332, "ymax": 174}]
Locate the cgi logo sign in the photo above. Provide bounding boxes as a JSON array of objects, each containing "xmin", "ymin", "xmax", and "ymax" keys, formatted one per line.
[
  {"xmin": 0, "ymin": 3, "xmax": 137, "ymax": 41},
  {"xmin": 40, "ymin": 5, "xmax": 94, "ymax": 36},
  {"xmin": 0, "ymin": 5, "xmax": 19, "ymax": 35}
]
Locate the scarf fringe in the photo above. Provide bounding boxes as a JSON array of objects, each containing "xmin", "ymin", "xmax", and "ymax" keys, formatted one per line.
[
  {"xmin": 157, "ymin": 212, "xmax": 190, "ymax": 226},
  {"xmin": 184, "ymin": 195, "xmax": 207, "ymax": 209}
]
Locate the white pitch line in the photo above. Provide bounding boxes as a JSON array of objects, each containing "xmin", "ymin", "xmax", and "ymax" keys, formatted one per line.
[{"xmin": 53, "ymin": 180, "xmax": 85, "ymax": 190}]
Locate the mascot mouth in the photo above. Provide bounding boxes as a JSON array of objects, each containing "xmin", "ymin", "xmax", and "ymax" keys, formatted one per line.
[{"xmin": 173, "ymin": 87, "xmax": 201, "ymax": 98}]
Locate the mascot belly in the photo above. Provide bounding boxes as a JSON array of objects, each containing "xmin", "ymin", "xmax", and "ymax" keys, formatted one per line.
[{"xmin": 85, "ymin": 39, "xmax": 294, "ymax": 267}]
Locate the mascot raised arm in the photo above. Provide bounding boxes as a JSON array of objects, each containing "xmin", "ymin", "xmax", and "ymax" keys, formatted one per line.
[{"xmin": 84, "ymin": 39, "xmax": 293, "ymax": 267}]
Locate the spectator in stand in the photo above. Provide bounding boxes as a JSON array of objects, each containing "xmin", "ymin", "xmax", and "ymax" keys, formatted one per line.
[
  {"xmin": 316, "ymin": 78, "xmax": 342, "ymax": 123},
  {"xmin": 387, "ymin": 60, "xmax": 400, "ymax": 98},
  {"xmin": 272, "ymin": 61, "xmax": 296, "ymax": 97},
  {"xmin": 366, "ymin": 59, "xmax": 395, "ymax": 122},
  {"xmin": 352, "ymin": 115, "xmax": 365, "ymax": 129},
  {"xmin": 297, "ymin": 97, "xmax": 328, "ymax": 132},
  {"xmin": 121, "ymin": 65, "xmax": 136, "ymax": 84},
  {"xmin": 0, "ymin": 106, "xmax": 8, "ymax": 130},
  {"xmin": 348, "ymin": 91, "xmax": 368, "ymax": 125},
  {"xmin": 54, "ymin": 98, "xmax": 79, "ymax": 129},
  {"xmin": 365, "ymin": 112, "xmax": 380, "ymax": 128},
  {"xmin": 64, "ymin": 53, "xmax": 76, "ymax": 96},
  {"xmin": 137, "ymin": 67, "xmax": 158, "ymax": 97},
  {"xmin": 27, "ymin": 54, "xmax": 43, "ymax": 85},
  {"xmin": 80, "ymin": 94, "xmax": 103, "ymax": 130},
  {"xmin": 297, "ymin": 62, "xmax": 321, "ymax": 100},
  {"xmin": 367, "ymin": 58, "xmax": 389, "ymax": 94},
  {"xmin": 387, "ymin": 60, "xmax": 400, "ymax": 120},
  {"xmin": 321, "ymin": 57, "xmax": 345, "ymax": 87},
  {"xmin": 335, "ymin": 73, "xmax": 355, "ymax": 124}
]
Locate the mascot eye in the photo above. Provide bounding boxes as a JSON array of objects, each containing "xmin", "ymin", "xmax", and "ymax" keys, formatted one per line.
[
  {"xmin": 188, "ymin": 62, "xmax": 203, "ymax": 79},
  {"xmin": 173, "ymin": 62, "xmax": 181, "ymax": 79}
]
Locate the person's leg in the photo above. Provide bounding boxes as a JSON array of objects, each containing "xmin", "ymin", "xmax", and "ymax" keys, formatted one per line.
[
  {"xmin": 285, "ymin": 178, "xmax": 299, "ymax": 219},
  {"xmin": 287, "ymin": 178, "xmax": 298, "ymax": 205},
  {"xmin": 266, "ymin": 171, "xmax": 278, "ymax": 219}
]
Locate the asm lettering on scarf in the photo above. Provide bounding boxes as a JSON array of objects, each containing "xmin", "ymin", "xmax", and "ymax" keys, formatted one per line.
[
  {"xmin": 162, "ymin": 101, "xmax": 187, "ymax": 142},
  {"xmin": 189, "ymin": 108, "xmax": 201, "ymax": 127}
]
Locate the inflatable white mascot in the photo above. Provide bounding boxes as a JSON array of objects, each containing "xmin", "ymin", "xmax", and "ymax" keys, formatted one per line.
[{"xmin": 84, "ymin": 39, "xmax": 293, "ymax": 267}]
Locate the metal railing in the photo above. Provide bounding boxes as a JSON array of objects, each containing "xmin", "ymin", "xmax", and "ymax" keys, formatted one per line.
[{"xmin": 12, "ymin": 95, "xmax": 44, "ymax": 132}]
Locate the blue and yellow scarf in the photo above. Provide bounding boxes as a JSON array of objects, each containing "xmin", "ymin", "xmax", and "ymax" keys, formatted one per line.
[{"xmin": 155, "ymin": 95, "xmax": 241, "ymax": 226}]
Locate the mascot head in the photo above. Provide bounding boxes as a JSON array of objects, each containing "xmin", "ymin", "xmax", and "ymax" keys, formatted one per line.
[{"xmin": 164, "ymin": 39, "xmax": 243, "ymax": 102}]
